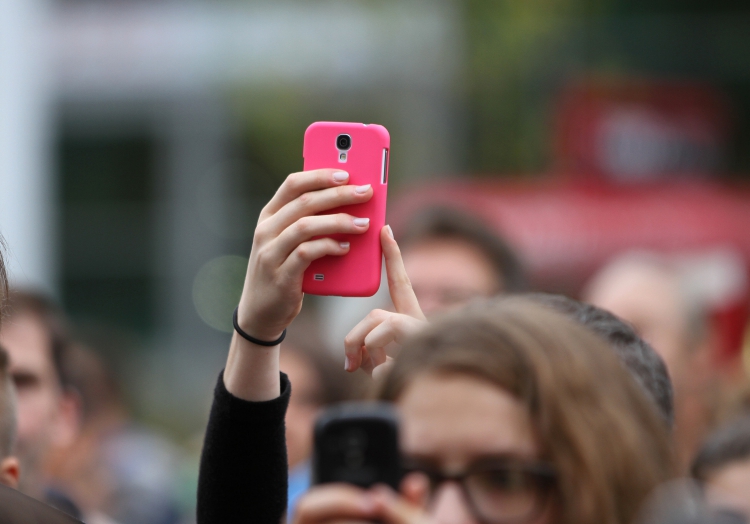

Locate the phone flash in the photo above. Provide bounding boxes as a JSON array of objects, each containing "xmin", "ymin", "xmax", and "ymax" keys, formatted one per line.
[{"xmin": 339, "ymin": 152, "xmax": 347, "ymax": 163}]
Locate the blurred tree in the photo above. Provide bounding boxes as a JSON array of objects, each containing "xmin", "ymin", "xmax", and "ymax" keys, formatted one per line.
[{"xmin": 464, "ymin": 0, "xmax": 750, "ymax": 176}]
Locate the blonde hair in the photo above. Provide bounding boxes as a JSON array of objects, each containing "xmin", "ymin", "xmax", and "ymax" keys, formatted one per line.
[{"xmin": 379, "ymin": 297, "xmax": 674, "ymax": 524}]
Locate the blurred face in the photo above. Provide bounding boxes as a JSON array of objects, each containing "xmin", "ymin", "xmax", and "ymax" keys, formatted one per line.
[
  {"xmin": 585, "ymin": 265, "xmax": 687, "ymax": 381},
  {"xmin": 402, "ymin": 239, "xmax": 501, "ymax": 317},
  {"xmin": 704, "ymin": 458, "xmax": 750, "ymax": 518},
  {"xmin": 281, "ymin": 350, "xmax": 323, "ymax": 470},
  {"xmin": 0, "ymin": 313, "xmax": 75, "ymax": 493},
  {"xmin": 397, "ymin": 373, "xmax": 556, "ymax": 524}
]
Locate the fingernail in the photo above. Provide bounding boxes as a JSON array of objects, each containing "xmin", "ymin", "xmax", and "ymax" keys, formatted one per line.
[
  {"xmin": 355, "ymin": 184, "xmax": 371, "ymax": 194},
  {"xmin": 386, "ymin": 225, "xmax": 394, "ymax": 238},
  {"xmin": 339, "ymin": 241, "xmax": 350, "ymax": 249},
  {"xmin": 333, "ymin": 171, "xmax": 349, "ymax": 182},
  {"xmin": 344, "ymin": 356, "xmax": 350, "ymax": 371},
  {"xmin": 353, "ymin": 218, "xmax": 370, "ymax": 227}
]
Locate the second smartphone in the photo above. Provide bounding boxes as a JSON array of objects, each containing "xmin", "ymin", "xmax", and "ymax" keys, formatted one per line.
[
  {"xmin": 302, "ymin": 122, "xmax": 390, "ymax": 297},
  {"xmin": 313, "ymin": 402, "xmax": 402, "ymax": 490}
]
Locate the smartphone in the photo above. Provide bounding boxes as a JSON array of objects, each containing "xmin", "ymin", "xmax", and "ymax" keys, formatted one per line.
[
  {"xmin": 313, "ymin": 402, "xmax": 402, "ymax": 490},
  {"xmin": 302, "ymin": 122, "xmax": 390, "ymax": 297}
]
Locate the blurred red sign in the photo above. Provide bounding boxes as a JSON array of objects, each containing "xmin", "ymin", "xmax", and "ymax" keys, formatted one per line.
[
  {"xmin": 390, "ymin": 179, "xmax": 750, "ymax": 357},
  {"xmin": 554, "ymin": 80, "xmax": 730, "ymax": 182}
]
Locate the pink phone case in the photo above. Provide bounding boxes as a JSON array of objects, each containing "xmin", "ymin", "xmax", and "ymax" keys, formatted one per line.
[{"xmin": 302, "ymin": 122, "xmax": 390, "ymax": 297}]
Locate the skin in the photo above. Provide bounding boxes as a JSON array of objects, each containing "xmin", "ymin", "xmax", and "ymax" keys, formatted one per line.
[
  {"xmin": 0, "ymin": 313, "xmax": 79, "ymax": 495},
  {"xmin": 396, "ymin": 373, "xmax": 554, "ymax": 524},
  {"xmin": 0, "ymin": 456, "xmax": 19, "ymax": 489},
  {"xmin": 584, "ymin": 263, "xmax": 687, "ymax": 376},
  {"xmin": 291, "ymin": 374, "xmax": 557, "ymax": 524},
  {"xmin": 402, "ymin": 238, "xmax": 500, "ymax": 318},
  {"xmin": 225, "ymin": 169, "xmax": 380, "ymax": 402},
  {"xmin": 226, "ymin": 168, "xmax": 499, "ymax": 524},
  {"xmin": 584, "ymin": 260, "xmax": 714, "ymax": 471},
  {"xmin": 704, "ymin": 458, "xmax": 750, "ymax": 518}
]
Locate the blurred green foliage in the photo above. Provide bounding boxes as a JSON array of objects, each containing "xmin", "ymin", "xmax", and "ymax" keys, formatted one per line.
[{"xmin": 464, "ymin": 0, "xmax": 750, "ymax": 175}]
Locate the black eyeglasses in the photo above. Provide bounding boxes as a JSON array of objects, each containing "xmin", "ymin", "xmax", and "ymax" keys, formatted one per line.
[{"xmin": 405, "ymin": 458, "xmax": 557, "ymax": 524}]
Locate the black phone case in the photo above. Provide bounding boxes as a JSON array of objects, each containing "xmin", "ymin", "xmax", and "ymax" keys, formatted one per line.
[{"xmin": 313, "ymin": 402, "xmax": 402, "ymax": 490}]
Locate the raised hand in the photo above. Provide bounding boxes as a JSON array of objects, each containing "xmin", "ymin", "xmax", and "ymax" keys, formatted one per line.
[
  {"xmin": 344, "ymin": 226, "xmax": 427, "ymax": 376},
  {"xmin": 225, "ymin": 169, "xmax": 373, "ymax": 400}
]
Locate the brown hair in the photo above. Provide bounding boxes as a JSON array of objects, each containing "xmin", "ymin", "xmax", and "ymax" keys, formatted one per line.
[
  {"xmin": 398, "ymin": 207, "xmax": 526, "ymax": 293},
  {"xmin": 0, "ymin": 236, "xmax": 7, "ymax": 321},
  {"xmin": 379, "ymin": 297, "xmax": 674, "ymax": 524},
  {"xmin": 3, "ymin": 290, "xmax": 73, "ymax": 390},
  {"xmin": 0, "ymin": 346, "xmax": 17, "ymax": 458}
]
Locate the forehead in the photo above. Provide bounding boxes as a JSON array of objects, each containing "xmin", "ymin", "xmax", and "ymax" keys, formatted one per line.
[
  {"xmin": 402, "ymin": 238, "xmax": 499, "ymax": 288},
  {"xmin": 396, "ymin": 373, "xmax": 540, "ymax": 470},
  {"xmin": 0, "ymin": 312, "xmax": 54, "ymax": 373},
  {"xmin": 588, "ymin": 265, "xmax": 682, "ymax": 323}
]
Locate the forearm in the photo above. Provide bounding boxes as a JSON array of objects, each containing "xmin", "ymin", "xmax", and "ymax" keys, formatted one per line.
[
  {"xmin": 223, "ymin": 331, "xmax": 281, "ymax": 401},
  {"xmin": 198, "ymin": 372, "xmax": 291, "ymax": 524}
]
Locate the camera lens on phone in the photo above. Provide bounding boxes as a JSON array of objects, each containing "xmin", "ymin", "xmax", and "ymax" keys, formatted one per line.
[{"xmin": 336, "ymin": 134, "xmax": 352, "ymax": 150}]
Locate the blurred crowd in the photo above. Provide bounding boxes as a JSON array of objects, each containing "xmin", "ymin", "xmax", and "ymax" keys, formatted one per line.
[{"xmin": 1, "ymin": 195, "xmax": 749, "ymax": 523}]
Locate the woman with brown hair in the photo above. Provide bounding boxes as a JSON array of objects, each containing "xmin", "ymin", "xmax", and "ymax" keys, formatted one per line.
[
  {"xmin": 293, "ymin": 299, "xmax": 675, "ymax": 524},
  {"xmin": 196, "ymin": 169, "xmax": 675, "ymax": 524}
]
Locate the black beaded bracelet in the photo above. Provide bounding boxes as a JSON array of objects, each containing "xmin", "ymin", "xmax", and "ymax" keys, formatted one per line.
[{"xmin": 232, "ymin": 307, "xmax": 287, "ymax": 347}]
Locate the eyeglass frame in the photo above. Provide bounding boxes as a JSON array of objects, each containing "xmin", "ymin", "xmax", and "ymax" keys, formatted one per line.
[{"xmin": 403, "ymin": 458, "xmax": 558, "ymax": 524}]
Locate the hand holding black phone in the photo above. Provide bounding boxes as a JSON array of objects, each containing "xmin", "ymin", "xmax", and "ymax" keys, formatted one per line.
[{"xmin": 313, "ymin": 402, "xmax": 402, "ymax": 490}]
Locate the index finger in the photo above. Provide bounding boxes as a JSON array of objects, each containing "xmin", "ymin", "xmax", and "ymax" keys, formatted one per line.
[
  {"xmin": 381, "ymin": 226, "xmax": 425, "ymax": 320},
  {"xmin": 261, "ymin": 169, "xmax": 350, "ymax": 219}
]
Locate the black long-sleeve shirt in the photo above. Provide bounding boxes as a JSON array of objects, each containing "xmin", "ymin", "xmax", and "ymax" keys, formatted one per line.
[{"xmin": 197, "ymin": 372, "xmax": 291, "ymax": 524}]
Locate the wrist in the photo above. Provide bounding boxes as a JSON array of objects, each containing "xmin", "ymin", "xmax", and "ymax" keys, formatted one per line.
[{"xmin": 233, "ymin": 307, "xmax": 286, "ymax": 345}]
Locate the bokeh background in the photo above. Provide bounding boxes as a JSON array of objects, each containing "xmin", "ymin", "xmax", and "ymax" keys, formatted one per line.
[{"xmin": 2, "ymin": 0, "xmax": 750, "ymax": 518}]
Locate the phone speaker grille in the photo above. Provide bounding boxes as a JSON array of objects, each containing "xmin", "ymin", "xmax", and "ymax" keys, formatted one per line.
[{"xmin": 314, "ymin": 274, "xmax": 325, "ymax": 281}]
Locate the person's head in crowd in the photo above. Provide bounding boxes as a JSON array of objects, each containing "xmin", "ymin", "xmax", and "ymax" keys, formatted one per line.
[
  {"xmin": 0, "ymin": 290, "xmax": 80, "ymax": 496},
  {"xmin": 375, "ymin": 297, "xmax": 674, "ymax": 524},
  {"xmin": 282, "ymin": 316, "xmax": 359, "ymax": 471},
  {"xmin": 0, "ymin": 236, "xmax": 6, "ymax": 310},
  {"xmin": 397, "ymin": 207, "xmax": 525, "ymax": 316},
  {"xmin": 692, "ymin": 415, "xmax": 750, "ymax": 519},
  {"xmin": 584, "ymin": 252, "xmax": 708, "ymax": 378},
  {"xmin": 0, "ymin": 346, "xmax": 20, "ymax": 489},
  {"xmin": 527, "ymin": 293, "xmax": 674, "ymax": 426},
  {"xmin": 583, "ymin": 252, "xmax": 715, "ymax": 469},
  {"xmin": 0, "ymin": 239, "xmax": 20, "ymax": 489}
]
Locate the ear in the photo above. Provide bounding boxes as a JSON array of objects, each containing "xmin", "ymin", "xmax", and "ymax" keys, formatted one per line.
[
  {"xmin": 50, "ymin": 389, "xmax": 82, "ymax": 449},
  {"xmin": 0, "ymin": 456, "xmax": 20, "ymax": 489}
]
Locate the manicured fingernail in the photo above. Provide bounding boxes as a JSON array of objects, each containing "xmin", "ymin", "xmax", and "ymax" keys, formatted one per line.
[
  {"xmin": 353, "ymin": 218, "xmax": 370, "ymax": 227},
  {"xmin": 386, "ymin": 225, "xmax": 393, "ymax": 238},
  {"xmin": 339, "ymin": 242, "xmax": 350, "ymax": 249},
  {"xmin": 333, "ymin": 171, "xmax": 349, "ymax": 182},
  {"xmin": 344, "ymin": 356, "xmax": 350, "ymax": 371},
  {"xmin": 355, "ymin": 184, "xmax": 371, "ymax": 194}
]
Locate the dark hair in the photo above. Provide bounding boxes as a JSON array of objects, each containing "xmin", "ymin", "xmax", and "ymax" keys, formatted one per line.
[
  {"xmin": 3, "ymin": 290, "xmax": 73, "ymax": 390},
  {"xmin": 0, "ymin": 236, "xmax": 7, "ymax": 321},
  {"xmin": 526, "ymin": 293, "xmax": 674, "ymax": 427},
  {"xmin": 397, "ymin": 206, "xmax": 526, "ymax": 292},
  {"xmin": 0, "ymin": 346, "xmax": 17, "ymax": 458},
  {"xmin": 379, "ymin": 297, "xmax": 674, "ymax": 524},
  {"xmin": 692, "ymin": 414, "xmax": 750, "ymax": 482}
]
